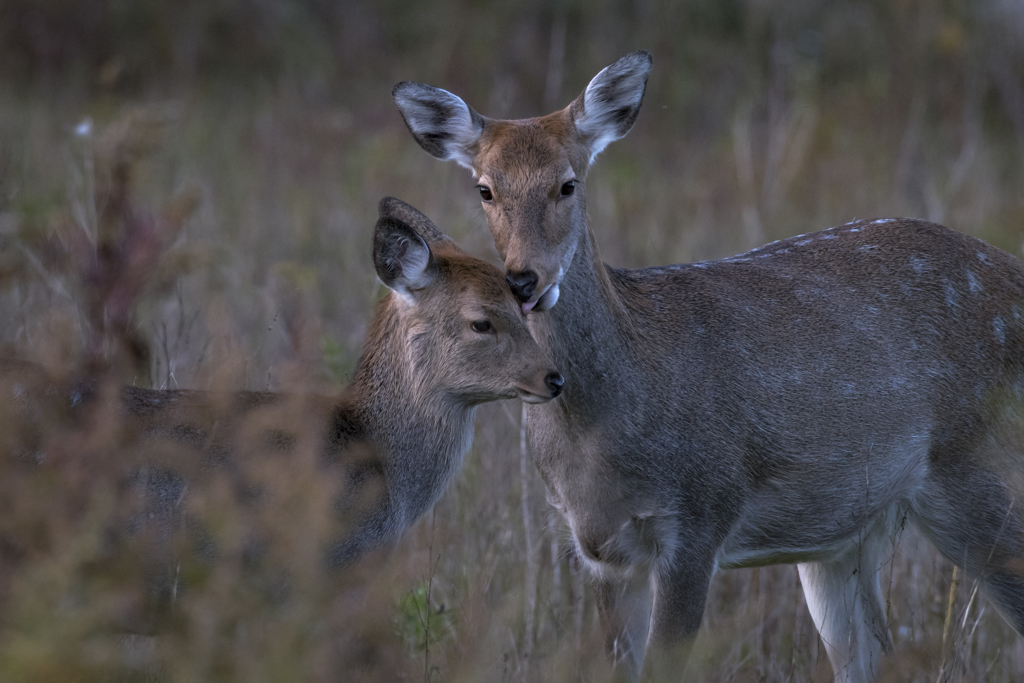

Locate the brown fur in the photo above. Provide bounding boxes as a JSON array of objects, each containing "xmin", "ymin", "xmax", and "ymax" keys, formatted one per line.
[{"xmin": 0, "ymin": 198, "xmax": 560, "ymax": 592}]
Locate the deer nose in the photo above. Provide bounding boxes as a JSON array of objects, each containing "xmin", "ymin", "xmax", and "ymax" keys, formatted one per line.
[
  {"xmin": 506, "ymin": 269, "xmax": 538, "ymax": 303},
  {"xmin": 545, "ymin": 372, "xmax": 564, "ymax": 398}
]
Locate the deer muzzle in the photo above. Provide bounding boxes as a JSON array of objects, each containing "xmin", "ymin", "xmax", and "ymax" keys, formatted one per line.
[{"xmin": 518, "ymin": 369, "xmax": 565, "ymax": 403}]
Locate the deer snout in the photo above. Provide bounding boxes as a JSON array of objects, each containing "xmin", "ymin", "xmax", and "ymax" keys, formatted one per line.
[
  {"xmin": 506, "ymin": 269, "xmax": 538, "ymax": 304},
  {"xmin": 546, "ymin": 371, "xmax": 564, "ymax": 398},
  {"xmin": 518, "ymin": 366, "xmax": 564, "ymax": 403}
]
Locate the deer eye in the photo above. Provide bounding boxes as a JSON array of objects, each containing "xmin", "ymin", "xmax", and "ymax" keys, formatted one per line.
[
  {"xmin": 560, "ymin": 180, "xmax": 576, "ymax": 197},
  {"xmin": 477, "ymin": 185, "xmax": 493, "ymax": 202},
  {"xmin": 471, "ymin": 320, "xmax": 492, "ymax": 333}
]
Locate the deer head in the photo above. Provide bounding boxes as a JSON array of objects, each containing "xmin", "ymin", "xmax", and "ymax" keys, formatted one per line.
[{"xmin": 393, "ymin": 52, "xmax": 652, "ymax": 313}]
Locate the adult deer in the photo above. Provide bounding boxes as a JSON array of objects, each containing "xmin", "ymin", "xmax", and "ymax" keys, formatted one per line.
[
  {"xmin": 1, "ymin": 197, "xmax": 562, "ymax": 572},
  {"xmin": 394, "ymin": 53, "xmax": 1024, "ymax": 681}
]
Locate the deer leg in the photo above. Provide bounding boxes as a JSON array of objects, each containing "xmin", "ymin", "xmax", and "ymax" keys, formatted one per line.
[
  {"xmin": 326, "ymin": 468, "xmax": 396, "ymax": 568},
  {"xmin": 797, "ymin": 524, "xmax": 895, "ymax": 683},
  {"xmin": 642, "ymin": 555, "xmax": 715, "ymax": 682},
  {"xmin": 594, "ymin": 571, "xmax": 653, "ymax": 681},
  {"xmin": 912, "ymin": 460, "xmax": 1024, "ymax": 636},
  {"xmin": 983, "ymin": 571, "xmax": 1024, "ymax": 635}
]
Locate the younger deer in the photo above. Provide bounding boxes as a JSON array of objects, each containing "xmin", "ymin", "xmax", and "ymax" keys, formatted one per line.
[
  {"xmin": 1, "ymin": 197, "xmax": 562, "ymax": 576},
  {"xmin": 395, "ymin": 53, "xmax": 1024, "ymax": 682}
]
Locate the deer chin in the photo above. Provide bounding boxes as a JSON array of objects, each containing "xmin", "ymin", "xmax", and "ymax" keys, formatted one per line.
[
  {"xmin": 522, "ymin": 283, "xmax": 560, "ymax": 315},
  {"xmin": 517, "ymin": 387, "xmax": 555, "ymax": 404}
]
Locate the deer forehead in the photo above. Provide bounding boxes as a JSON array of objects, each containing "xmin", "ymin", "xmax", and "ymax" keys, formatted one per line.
[
  {"xmin": 437, "ymin": 256, "xmax": 518, "ymax": 311},
  {"xmin": 476, "ymin": 117, "xmax": 586, "ymax": 186}
]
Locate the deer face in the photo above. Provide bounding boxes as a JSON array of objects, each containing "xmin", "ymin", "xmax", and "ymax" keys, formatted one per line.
[
  {"xmin": 472, "ymin": 117, "xmax": 589, "ymax": 314},
  {"xmin": 422, "ymin": 254, "xmax": 563, "ymax": 403},
  {"xmin": 373, "ymin": 198, "xmax": 563, "ymax": 405}
]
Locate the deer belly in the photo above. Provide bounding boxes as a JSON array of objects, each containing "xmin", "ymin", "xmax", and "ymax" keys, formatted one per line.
[{"xmin": 716, "ymin": 446, "xmax": 930, "ymax": 569}]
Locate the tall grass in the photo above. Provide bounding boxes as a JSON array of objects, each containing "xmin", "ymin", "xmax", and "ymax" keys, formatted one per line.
[{"xmin": 1, "ymin": 0, "xmax": 1023, "ymax": 680}]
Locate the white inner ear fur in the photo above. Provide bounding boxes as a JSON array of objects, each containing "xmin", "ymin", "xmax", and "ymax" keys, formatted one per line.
[
  {"xmin": 395, "ymin": 85, "xmax": 482, "ymax": 172},
  {"xmin": 575, "ymin": 62, "xmax": 649, "ymax": 163},
  {"xmin": 387, "ymin": 235, "xmax": 432, "ymax": 302}
]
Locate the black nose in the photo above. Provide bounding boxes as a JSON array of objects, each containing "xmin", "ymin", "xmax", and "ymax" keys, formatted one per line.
[
  {"xmin": 545, "ymin": 372, "xmax": 564, "ymax": 398},
  {"xmin": 506, "ymin": 269, "xmax": 538, "ymax": 303}
]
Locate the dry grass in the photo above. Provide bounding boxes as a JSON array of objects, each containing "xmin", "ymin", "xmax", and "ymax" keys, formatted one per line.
[{"xmin": 1, "ymin": 1, "xmax": 1024, "ymax": 680}]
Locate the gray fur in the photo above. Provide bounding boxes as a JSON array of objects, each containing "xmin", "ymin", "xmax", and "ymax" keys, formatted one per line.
[
  {"xmin": 373, "ymin": 217, "xmax": 433, "ymax": 297},
  {"xmin": 378, "ymin": 196, "xmax": 453, "ymax": 245},
  {"xmin": 392, "ymin": 83, "xmax": 486, "ymax": 171},
  {"xmin": 396, "ymin": 52, "xmax": 1024, "ymax": 683},
  {"xmin": 571, "ymin": 50, "xmax": 652, "ymax": 162}
]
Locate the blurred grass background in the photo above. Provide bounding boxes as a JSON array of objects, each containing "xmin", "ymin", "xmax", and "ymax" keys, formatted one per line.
[{"xmin": 1, "ymin": 0, "xmax": 1023, "ymax": 680}]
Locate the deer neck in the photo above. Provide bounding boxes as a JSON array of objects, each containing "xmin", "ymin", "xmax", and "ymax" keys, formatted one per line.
[
  {"xmin": 348, "ymin": 300, "xmax": 476, "ymax": 479},
  {"xmin": 530, "ymin": 217, "xmax": 634, "ymax": 390}
]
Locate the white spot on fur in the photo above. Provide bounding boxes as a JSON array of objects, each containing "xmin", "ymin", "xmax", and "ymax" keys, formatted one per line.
[
  {"xmin": 796, "ymin": 239, "xmax": 813, "ymax": 246},
  {"xmin": 994, "ymin": 316, "xmax": 1006, "ymax": 345},
  {"xmin": 967, "ymin": 271, "xmax": 982, "ymax": 293},
  {"xmin": 871, "ymin": 218, "xmax": 895, "ymax": 225},
  {"xmin": 847, "ymin": 228, "xmax": 861, "ymax": 233},
  {"xmin": 944, "ymin": 280, "xmax": 958, "ymax": 308},
  {"xmin": 908, "ymin": 255, "xmax": 927, "ymax": 274},
  {"xmin": 821, "ymin": 234, "xmax": 838, "ymax": 240},
  {"xmin": 976, "ymin": 251, "xmax": 992, "ymax": 265}
]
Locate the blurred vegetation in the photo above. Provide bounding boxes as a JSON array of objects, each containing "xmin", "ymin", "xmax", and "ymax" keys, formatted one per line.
[{"xmin": 0, "ymin": 0, "xmax": 1023, "ymax": 680}]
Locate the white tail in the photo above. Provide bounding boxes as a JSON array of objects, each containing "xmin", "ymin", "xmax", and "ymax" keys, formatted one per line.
[{"xmin": 396, "ymin": 53, "xmax": 1024, "ymax": 682}]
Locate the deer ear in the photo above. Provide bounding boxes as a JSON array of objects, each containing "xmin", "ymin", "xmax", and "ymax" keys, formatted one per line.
[
  {"xmin": 570, "ymin": 51, "xmax": 652, "ymax": 163},
  {"xmin": 378, "ymin": 196, "xmax": 452, "ymax": 246},
  {"xmin": 393, "ymin": 82, "xmax": 485, "ymax": 172},
  {"xmin": 373, "ymin": 216, "xmax": 434, "ymax": 300}
]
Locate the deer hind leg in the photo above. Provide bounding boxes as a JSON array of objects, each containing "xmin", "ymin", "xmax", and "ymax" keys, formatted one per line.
[
  {"xmin": 912, "ymin": 461, "xmax": 1024, "ymax": 636},
  {"xmin": 984, "ymin": 571, "xmax": 1024, "ymax": 635},
  {"xmin": 797, "ymin": 522, "xmax": 896, "ymax": 683}
]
